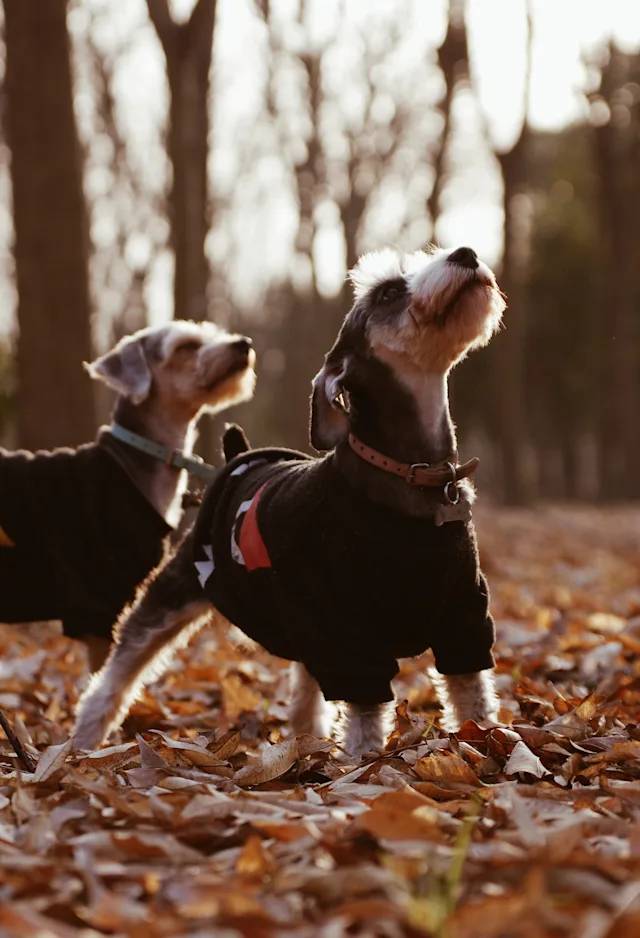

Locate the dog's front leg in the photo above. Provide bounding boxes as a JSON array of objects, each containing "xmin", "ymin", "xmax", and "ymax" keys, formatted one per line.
[
  {"xmin": 289, "ymin": 663, "xmax": 332, "ymax": 738},
  {"xmin": 430, "ymin": 669, "xmax": 499, "ymax": 732},
  {"xmin": 73, "ymin": 535, "xmax": 211, "ymax": 750},
  {"xmin": 340, "ymin": 702, "xmax": 395, "ymax": 758}
]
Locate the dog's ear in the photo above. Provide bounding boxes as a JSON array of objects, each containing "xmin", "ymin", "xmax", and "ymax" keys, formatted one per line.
[
  {"xmin": 310, "ymin": 358, "xmax": 351, "ymax": 452},
  {"xmin": 85, "ymin": 337, "xmax": 152, "ymax": 404}
]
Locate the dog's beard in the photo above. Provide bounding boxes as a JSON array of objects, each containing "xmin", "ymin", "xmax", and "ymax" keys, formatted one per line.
[
  {"xmin": 200, "ymin": 347, "xmax": 256, "ymax": 391},
  {"xmin": 431, "ymin": 278, "xmax": 479, "ymax": 327},
  {"xmin": 438, "ymin": 284, "xmax": 505, "ymax": 355},
  {"xmin": 204, "ymin": 360, "xmax": 249, "ymax": 391},
  {"xmin": 201, "ymin": 364, "xmax": 256, "ymax": 412}
]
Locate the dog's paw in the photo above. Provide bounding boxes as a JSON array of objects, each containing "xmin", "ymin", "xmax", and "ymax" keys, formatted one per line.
[
  {"xmin": 72, "ymin": 726, "xmax": 107, "ymax": 753},
  {"xmin": 72, "ymin": 706, "xmax": 113, "ymax": 752}
]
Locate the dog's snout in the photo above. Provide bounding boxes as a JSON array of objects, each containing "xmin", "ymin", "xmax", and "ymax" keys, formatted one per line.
[
  {"xmin": 448, "ymin": 247, "xmax": 478, "ymax": 270},
  {"xmin": 234, "ymin": 337, "xmax": 253, "ymax": 354}
]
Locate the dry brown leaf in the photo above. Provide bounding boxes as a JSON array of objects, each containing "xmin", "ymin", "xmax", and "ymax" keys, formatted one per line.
[
  {"xmin": 71, "ymin": 829, "xmax": 202, "ymax": 862},
  {"xmin": 354, "ymin": 789, "xmax": 448, "ymax": 841},
  {"xmin": 413, "ymin": 750, "xmax": 479, "ymax": 785},
  {"xmin": 207, "ymin": 728, "xmax": 242, "ymax": 760},
  {"xmin": 147, "ymin": 730, "xmax": 230, "ymax": 767},
  {"xmin": 250, "ymin": 819, "xmax": 316, "ymax": 842},
  {"xmin": 584, "ymin": 740, "xmax": 640, "ymax": 763},
  {"xmin": 76, "ymin": 741, "xmax": 139, "ymax": 770},
  {"xmin": 78, "ymin": 892, "xmax": 150, "ymax": 931},
  {"xmin": 235, "ymin": 833, "xmax": 273, "ymax": 878},
  {"xmin": 180, "ymin": 792, "xmax": 237, "ymax": 822},
  {"xmin": 32, "ymin": 737, "xmax": 75, "ymax": 782},
  {"xmin": 220, "ymin": 672, "xmax": 262, "ymax": 719},
  {"xmin": 4, "ymin": 505, "xmax": 640, "ymax": 936},
  {"xmin": 504, "ymin": 740, "xmax": 550, "ymax": 779},
  {"xmin": 136, "ymin": 733, "xmax": 170, "ymax": 769},
  {"xmin": 0, "ymin": 904, "xmax": 96, "ymax": 938},
  {"xmin": 295, "ymin": 733, "xmax": 335, "ymax": 757},
  {"xmin": 587, "ymin": 612, "xmax": 626, "ymax": 634},
  {"xmin": 234, "ymin": 739, "xmax": 299, "ymax": 787},
  {"xmin": 412, "ymin": 781, "xmax": 471, "ymax": 801}
]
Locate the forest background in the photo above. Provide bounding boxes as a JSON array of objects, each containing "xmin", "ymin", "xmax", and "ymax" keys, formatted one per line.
[{"xmin": 1, "ymin": 0, "xmax": 640, "ymax": 505}]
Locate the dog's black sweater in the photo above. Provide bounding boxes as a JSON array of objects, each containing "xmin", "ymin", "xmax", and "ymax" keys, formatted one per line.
[
  {"xmin": 0, "ymin": 432, "xmax": 172, "ymax": 640},
  {"xmin": 193, "ymin": 448, "xmax": 495, "ymax": 704}
]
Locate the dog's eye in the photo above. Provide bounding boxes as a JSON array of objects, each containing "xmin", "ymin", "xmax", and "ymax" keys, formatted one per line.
[
  {"xmin": 379, "ymin": 282, "xmax": 405, "ymax": 304},
  {"xmin": 177, "ymin": 340, "xmax": 202, "ymax": 353}
]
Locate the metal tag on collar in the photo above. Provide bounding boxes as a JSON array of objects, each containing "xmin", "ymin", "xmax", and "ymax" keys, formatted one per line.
[
  {"xmin": 435, "ymin": 463, "xmax": 470, "ymax": 525},
  {"xmin": 434, "ymin": 499, "xmax": 472, "ymax": 526}
]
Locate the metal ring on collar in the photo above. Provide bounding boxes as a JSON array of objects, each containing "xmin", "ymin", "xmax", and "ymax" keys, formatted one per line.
[{"xmin": 444, "ymin": 462, "xmax": 460, "ymax": 504}]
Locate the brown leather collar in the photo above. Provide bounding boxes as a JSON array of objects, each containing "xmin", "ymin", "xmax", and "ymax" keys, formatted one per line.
[{"xmin": 348, "ymin": 433, "xmax": 479, "ymax": 488}]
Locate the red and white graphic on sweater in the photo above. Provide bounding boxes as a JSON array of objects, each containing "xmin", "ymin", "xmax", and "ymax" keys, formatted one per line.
[{"xmin": 230, "ymin": 483, "xmax": 272, "ymax": 571}]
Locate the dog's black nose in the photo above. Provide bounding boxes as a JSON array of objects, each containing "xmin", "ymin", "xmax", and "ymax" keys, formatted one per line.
[
  {"xmin": 234, "ymin": 337, "xmax": 252, "ymax": 354},
  {"xmin": 448, "ymin": 246, "xmax": 478, "ymax": 269}
]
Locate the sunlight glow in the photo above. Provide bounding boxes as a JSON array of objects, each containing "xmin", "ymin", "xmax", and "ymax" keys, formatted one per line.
[{"xmin": 9, "ymin": 0, "xmax": 639, "ymax": 337}]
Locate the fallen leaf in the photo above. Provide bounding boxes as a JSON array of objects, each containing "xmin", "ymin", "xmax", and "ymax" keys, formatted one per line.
[
  {"xmin": 32, "ymin": 737, "xmax": 75, "ymax": 782},
  {"xmin": 354, "ymin": 789, "xmax": 447, "ymax": 841},
  {"xmin": 234, "ymin": 739, "xmax": 299, "ymax": 787},
  {"xmin": 235, "ymin": 833, "xmax": 273, "ymax": 878},
  {"xmin": 207, "ymin": 729, "xmax": 242, "ymax": 760},
  {"xmin": 413, "ymin": 751, "xmax": 479, "ymax": 786},
  {"xmin": 504, "ymin": 740, "xmax": 549, "ymax": 779}
]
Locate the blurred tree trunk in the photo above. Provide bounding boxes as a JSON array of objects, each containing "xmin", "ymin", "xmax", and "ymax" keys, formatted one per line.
[
  {"xmin": 493, "ymin": 133, "xmax": 533, "ymax": 504},
  {"xmin": 592, "ymin": 46, "xmax": 640, "ymax": 499},
  {"xmin": 483, "ymin": 3, "xmax": 534, "ymax": 505},
  {"xmin": 428, "ymin": 0, "xmax": 469, "ymax": 235},
  {"xmin": 281, "ymin": 47, "xmax": 335, "ymax": 449},
  {"xmin": 3, "ymin": 0, "xmax": 95, "ymax": 450},
  {"xmin": 429, "ymin": 0, "xmax": 470, "ymax": 425},
  {"xmin": 147, "ymin": 0, "xmax": 217, "ymax": 321}
]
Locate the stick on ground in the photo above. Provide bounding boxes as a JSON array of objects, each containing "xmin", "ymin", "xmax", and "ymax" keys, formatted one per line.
[{"xmin": 0, "ymin": 707, "xmax": 36, "ymax": 772}]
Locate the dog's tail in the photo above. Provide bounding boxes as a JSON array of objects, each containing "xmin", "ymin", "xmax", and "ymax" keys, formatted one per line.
[{"xmin": 223, "ymin": 423, "xmax": 251, "ymax": 463}]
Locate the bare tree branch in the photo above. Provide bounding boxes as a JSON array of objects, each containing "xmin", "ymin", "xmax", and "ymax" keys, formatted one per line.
[
  {"xmin": 147, "ymin": 0, "xmax": 217, "ymax": 68},
  {"xmin": 146, "ymin": 0, "xmax": 175, "ymax": 52}
]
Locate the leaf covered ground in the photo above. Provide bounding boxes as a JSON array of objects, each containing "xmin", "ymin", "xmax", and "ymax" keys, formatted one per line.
[{"xmin": 1, "ymin": 505, "xmax": 640, "ymax": 938}]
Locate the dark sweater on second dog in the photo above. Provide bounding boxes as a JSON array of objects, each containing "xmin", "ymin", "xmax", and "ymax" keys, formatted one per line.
[
  {"xmin": 193, "ymin": 447, "xmax": 495, "ymax": 704},
  {"xmin": 0, "ymin": 431, "xmax": 172, "ymax": 640}
]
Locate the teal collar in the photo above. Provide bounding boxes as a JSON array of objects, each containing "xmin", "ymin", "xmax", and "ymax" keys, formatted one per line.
[{"xmin": 109, "ymin": 423, "xmax": 217, "ymax": 481}]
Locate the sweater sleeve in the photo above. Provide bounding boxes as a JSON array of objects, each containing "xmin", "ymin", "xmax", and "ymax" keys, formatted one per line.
[{"xmin": 430, "ymin": 570, "xmax": 496, "ymax": 675}]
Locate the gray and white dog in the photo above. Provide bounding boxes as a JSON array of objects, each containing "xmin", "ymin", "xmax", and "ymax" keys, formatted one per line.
[
  {"xmin": 73, "ymin": 246, "xmax": 505, "ymax": 754},
  {"xmin": 0, "ymin": 320, "xmax": 255, "ymax": 670}
]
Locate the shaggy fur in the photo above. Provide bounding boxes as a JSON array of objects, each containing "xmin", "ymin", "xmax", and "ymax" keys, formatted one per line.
[
  {"xmin": 73, "ymin": 246, "xmax": 504, "ymax": 755},
  {"xmin": 89, "ymin": 320, "xmax": 256, "ymax": 529}
]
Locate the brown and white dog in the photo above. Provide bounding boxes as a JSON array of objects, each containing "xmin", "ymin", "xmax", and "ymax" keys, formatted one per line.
[
  {"xmin": 0, "ymin": 320, "xmax": 255, "ymax": 669},
  {"xmin": 73, "ymin": 246, "xmax": 505, "ymax": 754}
]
